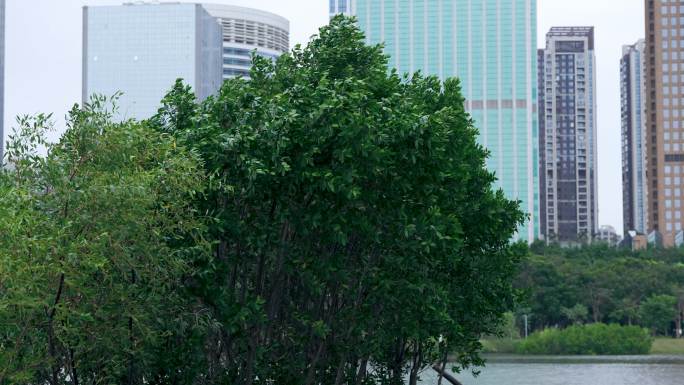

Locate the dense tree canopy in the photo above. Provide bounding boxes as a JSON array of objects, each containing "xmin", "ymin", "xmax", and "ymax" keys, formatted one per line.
[
  {"xmin": 0, "ymin": 97, "xmax": 208, "ymax": 384},
  {"xmin": 519, "ymin": 242, "xmax": 684, "ymax": 336},
  {"xmin": 1, "ymin": 16, "xmax": 526, "ymax": 384}
]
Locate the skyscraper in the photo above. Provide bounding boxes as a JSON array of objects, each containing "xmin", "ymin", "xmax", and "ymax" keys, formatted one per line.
[
  {"xmin": 538, "ymin": 27, "xmax": 598, "ymax": 243},
  {"xmin": 645, "ymin": 0, "xmax": 684, "ymax": 247},
  {"xmin": 329, "ymin": 0, "xmax": 353, "ymax": 16},
  {"xmin": 621, "ymin": 40, "xmax": 648, "ymax": 235},
  {"xmin": 83, "ymin": 3, "xmax": 223, "ymax": 120},
  {"xmin": 202, "ymin": 4, "xmax": 289, "ymax": 79},
  {"xmin": 332, "ymin": 0, "xmax": 539, "ymax": 242},
  {"xmin": 0, "ymin": 0, "xmax": 5, "ymax": 162}
]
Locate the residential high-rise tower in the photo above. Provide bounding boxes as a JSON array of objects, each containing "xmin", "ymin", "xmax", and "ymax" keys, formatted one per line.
[
  {"xmin": 645, "ymin": 0, "xmax": 684, "ymax": 246},
  {"xmin": 620, "ymin": 40, "xmax": 648, "ymax": 235},
  {"xmin": 332, "ymin": 0, "xmax": 539, "ymax": 242},
  {"xmin": 538, "ymin": 27, "xmax": 598, "ymax": 243}
]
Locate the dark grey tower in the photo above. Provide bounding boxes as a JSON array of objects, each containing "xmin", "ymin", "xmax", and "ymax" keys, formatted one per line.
[{"xmin": 539, "ymin": 27, "xmax": 598, "ymax": 244}]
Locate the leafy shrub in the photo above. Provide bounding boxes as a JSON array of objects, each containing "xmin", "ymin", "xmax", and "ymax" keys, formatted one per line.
[{"xmin": 515, "ymin": 323, "xmax": 653, "ymax": 355}]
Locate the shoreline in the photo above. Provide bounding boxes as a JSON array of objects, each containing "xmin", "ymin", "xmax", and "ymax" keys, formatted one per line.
[{"xmin": 480, "ymin": 337, "xmax": 684, "ymax": 356}]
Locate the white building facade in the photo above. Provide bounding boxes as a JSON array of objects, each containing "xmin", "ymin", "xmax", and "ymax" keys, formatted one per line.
[
  {"xmin": 83, "ymin": 3, "xmax": 223, "ymax": 120},
  {"xmin": 202, "ymin": 4, "xmax": 289, "ymax": 79},
  {"xmin": 620, "ymin": 40, "xmax": 648, "ymax": 235}
]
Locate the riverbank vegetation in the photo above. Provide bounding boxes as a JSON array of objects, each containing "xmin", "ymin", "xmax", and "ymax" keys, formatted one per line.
[
  {"xmin": 0, "ymin": 16, "xmax": 527, "ymax": 385},
  {"xmin": 518, "ymin": 243, "xmax": 684, "ymax": 337},
  {"xmin": 515, "ymin": 324, "xmax": 652, "ymax": 355}
]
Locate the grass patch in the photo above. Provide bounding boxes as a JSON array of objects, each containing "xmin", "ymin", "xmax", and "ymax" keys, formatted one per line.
[
  {"xmin": 651, "ymin": 338, "xmax": 684, "ymax": 354},
  {"xmin": 481, "ymin": 338, "xmax": 519, "ymax": 354},
  {"xmin": 482, "ymin": 336, "xmax": 684, "ymax": 355}
]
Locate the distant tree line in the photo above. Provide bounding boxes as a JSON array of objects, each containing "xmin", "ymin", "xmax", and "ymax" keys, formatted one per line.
[{"xmin": 517, "ymin": 242, "xmax": 684, "ymax": 337}]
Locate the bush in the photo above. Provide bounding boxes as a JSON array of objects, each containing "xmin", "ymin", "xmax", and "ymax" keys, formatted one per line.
[{"xmin": 515, "ymin": 323, "xmax": 653, "ymax": 355}]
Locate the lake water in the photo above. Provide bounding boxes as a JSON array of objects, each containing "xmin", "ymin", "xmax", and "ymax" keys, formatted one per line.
[{"xmin": 418, "ymin": 355, "xmax": 684, "ymax": 385}]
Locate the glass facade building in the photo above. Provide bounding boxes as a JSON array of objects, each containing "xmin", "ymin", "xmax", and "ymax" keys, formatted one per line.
[
  {"xmin": 202, "ymin": 4, "xmax": 289, "ymax": 79},
  {"xmin": 621, "ymin": 40, "xmax": 648, "ymax": 235},
  {"xmin": 330, "ymin": 0, "xmax": 540, "ymax": 242},
  {"xmin": 83, "ymin": 3, "xmax": 223, "ymax": 120},
  {"xmin": 539, "ymin": 27, "xmax": 598, "ymax": 243}
]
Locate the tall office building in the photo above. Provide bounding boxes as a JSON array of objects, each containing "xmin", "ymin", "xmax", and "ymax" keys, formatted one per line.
[
  {"xmin": 538, "ymin": 27, "xmax": 598, "ymax": 243},
  {"xmin": 645, "ymin": 0, "xmax": 684, "ymax": 247},
  {"xmin": 621, "ymin": 40, "xmax": 648, "ymax": 235},
  {"xmin": 83, "ymin": 3, "xmax": 223, "ymax": 120},
  {"xmin": 0, "ymin": 0, "xmax": 5, "ymax": 162},
  {"xmin": 332, "ymin": 0, "xmax": 539, "ymax": 242},
  {"xmin": 329, "ymin": 0, "xmax": 353, "ymax": 15},
  {"xmin": 202, "ymin": 4, "xmax": 289, "ymax": 79}
]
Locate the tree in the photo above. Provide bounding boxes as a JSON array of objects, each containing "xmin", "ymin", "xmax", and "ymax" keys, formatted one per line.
[
  {"xmin": 561, "ymin": 304, "xmax": 589, "ymax": 325},
  {"xmin": 639, "ymin": 295, "xmax": 678, "ymax": 336},
  {"xmin": 0, "ymin": 96, "xmax": 209, "ymax": 384},
  {"xmin": 153, "ymin": 15, "xmax": 526, "ymax": 385}
]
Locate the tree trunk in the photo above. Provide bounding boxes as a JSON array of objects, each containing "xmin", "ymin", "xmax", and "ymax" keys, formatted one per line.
[
  {"xmin": 437, "ymin": 352, "xmax": 448, "ymax": 385},
  {"xmin": 432, "ymin": 365, "xmax": 464, "ymax": 385},
  {"xmin": 333, "ymin": 355, "xmax": 347, "ymax": 385},
  {"xmin": 304, "ymin": 340, "xmax": 326, "ymax": 385},
  {"xmin": 355, "ymin": 357, "xmax": 368, "ymax": 385},
  {"xmin": 408, "ymin": 344, "xmax": 422, "ymax": 385}
]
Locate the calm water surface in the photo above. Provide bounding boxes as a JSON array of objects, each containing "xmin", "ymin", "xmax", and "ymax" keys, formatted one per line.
[{"xmin": 419, "ymin": 355, "xmax": 684, "ymax": 385}]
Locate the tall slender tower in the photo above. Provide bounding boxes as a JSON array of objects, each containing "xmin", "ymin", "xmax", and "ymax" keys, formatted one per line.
[
  {"xmin": 0, "ymin": 0, "xmax": 5, "ymax": 163},
  {"xmin": 645, "ymin": 0, "xmax": 684, "ymax": 247},
  {"xmin": 621, "ymin": 40, "xmax": 648, "ymax": 235},
  {"xmin": 538, "ymin": 27, "xmax": 598, "ymax": 243},
  {"xmin": 331, "ymin": 0, "xmax": 539, "ymax": 243}
]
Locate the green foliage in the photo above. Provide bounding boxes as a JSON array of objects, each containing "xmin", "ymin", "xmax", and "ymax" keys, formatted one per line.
[
  {"xmin": 561, "ymin": 304, "xmax": 589, "ymax": 325},
  {"xmin": 494, "ymin": 312, "xmax": 520, "ymax": 339},
  {"xmin": 0, "ymin": 96, "xmax": 209, "ymax": 384},
  {"xmin": 0, "ymin": 16, "xmax": 527, "ymax": 385},
  {"xmin": 515, "ymin": 324, "xmax": 653, "ymax": 355},
  {"xmin": 639, "ymin": 295, "xmax": 678, "ymax": 336},
  {"xmin": 519, "ymin": 243, "xmax": 684, "ymax": 333},
  {"xmin": 153, "ymin": 15, "xmax": 526, "ymax": 385}
]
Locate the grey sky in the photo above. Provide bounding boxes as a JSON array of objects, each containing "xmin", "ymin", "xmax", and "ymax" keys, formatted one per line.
[{"xmin": 4, "ymin": 0, "xmax": 644, "ymax": 231}]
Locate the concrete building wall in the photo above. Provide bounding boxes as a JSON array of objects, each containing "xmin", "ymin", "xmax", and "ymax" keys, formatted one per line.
[{"xmin": 645, "ymin": 0, "xmax": 684, "ymax": 247}]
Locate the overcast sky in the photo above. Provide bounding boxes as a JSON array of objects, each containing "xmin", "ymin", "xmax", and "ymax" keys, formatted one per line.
[{"xmin": 4, "ymin": 0, "xmax": 645, "ymax": 231}]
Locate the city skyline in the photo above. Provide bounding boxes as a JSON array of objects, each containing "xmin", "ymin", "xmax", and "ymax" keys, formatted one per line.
[{"xmin": 3, "ymin": 0, "xmax": 645, "ymax": 233}]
